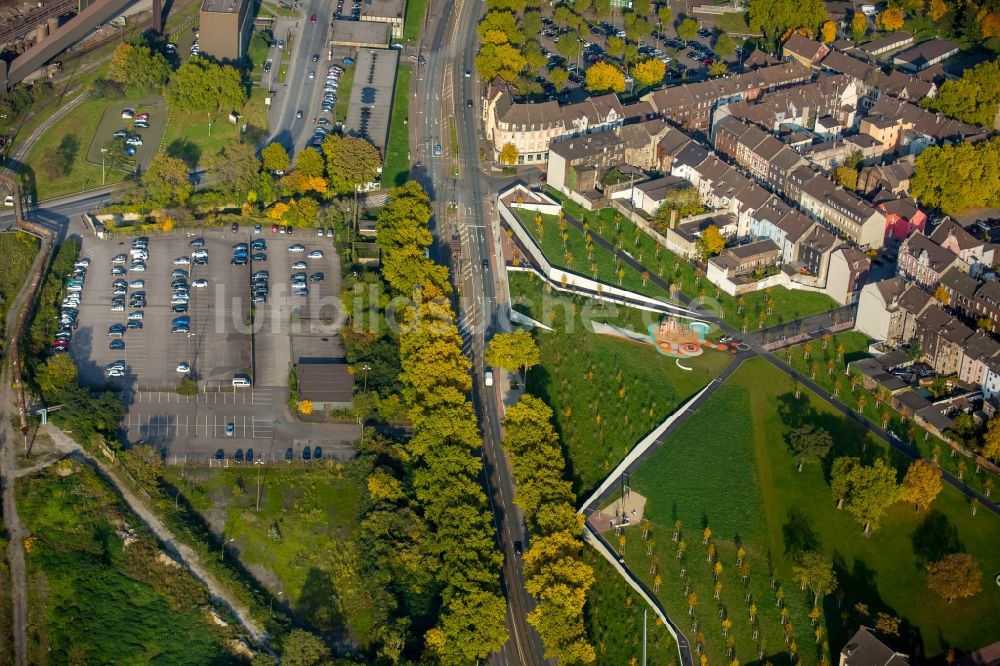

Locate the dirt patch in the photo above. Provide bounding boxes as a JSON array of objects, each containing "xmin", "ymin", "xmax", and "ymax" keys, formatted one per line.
[{"xmin": 588, "ymin": 490, "xmax": 647, "ymax": 532}]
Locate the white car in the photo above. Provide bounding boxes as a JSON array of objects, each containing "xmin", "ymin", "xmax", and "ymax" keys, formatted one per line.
[
  {"xmin": 307, "ymin": 250, "xmax": 324, "ymax": 259},
  {"xmin": 129, "ymin": 279, "xmax": 144, "ymax": 289},
  {"xmin": 74, "ymin": 258, "xmax": 91, "ymax": 268},
  {"xmin": 291, "ymin": 261, "xmax": 307, "ymax": 270},
  {"xmin": 121, "ymin": 109, "xmax": 134, "ymax": 119},
  {"xmin": 176, "ymin": 362, "xmax": 191, "ymax": 373},
  {"xmin": 288, "ymin": 244, "xmax": 305, "ymax": 253},
  {"xmin": 192, "ymin": 249, "xmax": 208, "ymax": 259},
  {"xmin": 107, "ymin": 368, "xmax": 125, "ymax": 378},
  {"xmin": 129, "ymin": 262, "xmax": 146, "ymax": 272},
  {"xmin": 127, "ymin": 311, "xmax": 143, "ymax": 320},
  {"xmin": 125, "ymin": 136, "xmax": 143, "ymax": 146},
  {"xmin": 192, "ymin": 278, "xmax": 208, "ymax": 288},
  {"xmin": 174, "ymin": 256, "xmax": 191, "ymax": 265}
]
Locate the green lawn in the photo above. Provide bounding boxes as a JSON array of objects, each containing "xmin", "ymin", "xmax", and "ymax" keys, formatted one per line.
[
  {"xmin": 714, "ymin": 11, "xmax": 757, "ymax": 35},
  {"xmin": 510, "ymin": 271, "xmax": 732, "ymax": 497},
  {"xmin": 382, "ymin": 64, "xmax": 411, "ymax": 188},
  {"xmin": 621, "ymin": 357, "xmax": 1000, "ymax": 664},
  {"xmin": 333, "ymin": 63, "xmax": 356, "ymax": 124},
  {"xmin": 18, "ymin": 462, "xmax": 235, "ymax": 663},
  {"xmin": 529, "ymin": 192, "xmax": 840, "ymax": 330},
  {"xmin": 161, "ymin": 108, "xmax": 242, "ymax": 168},
  {"xmin": 782, "ymin": 332, "xmax": 1000, "ymax": 498},
  {"xmin": 403, "ymin": 0, "xmax": 427, "ymax": 41},
  {"xmin": 22, "ymin": 96, "xmax": 127, "ymax": 199},
  {"xmin": 0, "ymin": 232, "xmax": 39, "ymax": 339},
  {"xmin": 584, "ymin": 547, "xmax": 680, "ymax": 666},
  {"xmin": 161, "ymin": 464, "xmax": 374, "ymax": 647}
]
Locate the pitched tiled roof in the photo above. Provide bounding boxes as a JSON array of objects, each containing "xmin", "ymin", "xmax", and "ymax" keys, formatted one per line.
[
  {"xmin": 782, "ymin": 33, "xmax": 827, "ymax": 62},
  {"xmin": 939, "ymin": 266, "xmax": 979, "ymax": 299},
  {"xmin": 901, "ymin": 233, "xmax": 958, "ymax": 272},
  {"xmin": 930, "ymin": 219, "xmax": 982, "ymax": 251}
]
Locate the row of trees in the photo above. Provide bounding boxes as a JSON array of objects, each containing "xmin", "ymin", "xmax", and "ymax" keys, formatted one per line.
[
  {"xmin": 502, "ymin": 390, "xmax": 597, "ymax": 664},
  {"xmin": 373, "ymin": 183, "xmax": 509, "ymax": 663},
  {"xmin": 912, "ymin": 136, "xmax": 1000, "ymax": 214}
]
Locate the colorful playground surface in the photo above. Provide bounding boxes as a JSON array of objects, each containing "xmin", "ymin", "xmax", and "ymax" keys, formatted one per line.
[{"xmin": 647, "ymin": 316, "xmax": 735, "ymax": 358}]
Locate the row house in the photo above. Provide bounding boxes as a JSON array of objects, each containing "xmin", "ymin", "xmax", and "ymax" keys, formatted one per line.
[
  {"xmin": 781, "ymin": 34, "xmax": 831, "ymax": 69},
  {"xmin": 723, "ymin": 74, "xmax": 859, "ymax": 133},
  {"xmin": 856, "ymin": 277, "xmax": 933, "ymax": 344},
  {"xmin": 641, "ymin": 61, "xmax": 811, "ymax": 131},
  {"xmin": 819, "ymin": 49, "xmax": 936, "ymax": 113},
  {"xmin": 938, "ymin": 266, "xmax": 979, "ymax": 317},
  {"xmin": 972, "ymin": 280, "xmax": 1000, "ymax": 333},
  {"xmin": 915, "ymin": 304, "xmax": 974, "ymax": 375},
  {"xmin": 483, "ymin": 81, "xmax": 628, "ymax": 163},
  {"xmin": 797, "ymin": 174, "xmax": 887, "ymax": 249},
  {"xmin": 712, "ymin": 114, "xmax": 806, "ymax": 193},
  {"xmin": 546, "ymin": 131, "xmax": 626, "ymax": 196},
  {"xmin": 930, "ymin": 220, "xmax": 996, "ymax": 277},
  {"xmin": 860, "ymin": 96, "xmax": 988, "ymax": 154},
  {"xmin": 801, "ymin": 133, "xmax": 885, "ymax": 169},
  {"xmin": 958, "ymin": 330, "xmax": 1000, "ymax": 387},
  {"xmin": 897, "ymin": 232, "xmax": 964, "ymax": 288},
  {"xmin": 877, "ymin": 195, "xmax": 926, "ymax": 241},
  {"xmin": 857, "ymin": 156, "xmax": 915, "ymax": 197},
  {"xmin": 619, "ymin": 118, "xmax": 671, "ymax": 170}
]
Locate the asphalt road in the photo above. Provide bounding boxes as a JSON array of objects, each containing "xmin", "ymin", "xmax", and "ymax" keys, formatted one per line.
[
  {"xmin": 267, "ymin": 6, "xmax": 332, "ymax": 155},
  {"xmin": 410, "ymin": 0, "xmax": 547, "ymax": 662}
]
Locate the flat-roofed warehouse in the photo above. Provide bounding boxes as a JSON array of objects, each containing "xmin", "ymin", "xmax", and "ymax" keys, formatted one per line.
[
  {"xmin": 330, "ymin": 19, "xmax": 389, "ymax": 48},
  {"xmin": 345, "ymin": 47, "xmax": 399, "ymax": 158},
  {"xmin": 359, "ymin": 0, "xmax": 404, "ymax": 39},
  {"xmin": 199, "ymin": 0, "xmax": 253, "ymax": 61},
  {"xmin": 297, "ymin": 361, "xmax": 355, "ymax": 410}
]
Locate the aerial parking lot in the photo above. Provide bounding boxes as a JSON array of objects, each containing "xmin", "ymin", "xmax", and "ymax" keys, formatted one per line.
[{"xmin": 68, "ymin": 225, "xmax": 358, "ymax": 462}]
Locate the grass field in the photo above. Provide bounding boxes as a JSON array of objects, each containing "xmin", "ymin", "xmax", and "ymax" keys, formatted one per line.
[
  {"xmin": 537, "ymin": 190, "xmax": 838, "ymax": 330},
  {"xmin": 19, "ymin": 462, "xmax": 235, "ymax": 663},
  {"xmin": 510, "ymin": 271, "xmax": 732, "ymax": 497},
  {"xmin": 0, "ymin": 232, "xmax": 39, "ymax": 338},
  {"xmin": 333, "ymin": 63, "xmax": 356, "ymax": 124},
  {"xmin": 620, "ymin": 357, "xmax": 1000, "ymax": 664},
  {"xmin": 403, "ymin": 0, "xmax": 427, "ymax": 41},
  {"xmin": 382, "ymin": 64, "xmax": 411, "ymax": 188},
  {"xmin": 161, "ymin": 107, "xmax": 242, "ymax": 168},
  {"xmin": 23, "ymin": 97, "xmax": 127, "ymax": 199},
  {"xmin": 161, "ymin": 464, "xmax": 374, "ymax": 647},
  {"xmin": 782, "ymin": 332, "xmax": 1000, "ymax": 498},
  {"xmin": 585, "ymin": 547, "xmax": 680, "ymax": 665}
]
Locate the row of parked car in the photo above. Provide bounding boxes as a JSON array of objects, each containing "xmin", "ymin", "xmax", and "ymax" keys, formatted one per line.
[
  {"xmin": 213, "ymin": 445, "xmax": 326, "ymax": 462},
  {"xmin": 52, "ymin": 258, "xmax": 92, "ymax": 354},
  {"xmin": 104, "ymin": 236, "xmax": 152, "ymax": 360}
]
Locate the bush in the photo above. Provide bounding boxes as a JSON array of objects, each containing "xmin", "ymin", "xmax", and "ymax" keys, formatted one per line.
[{"xmin": 177, "ymin": 379, "xmax": 198, "ymax": 395}]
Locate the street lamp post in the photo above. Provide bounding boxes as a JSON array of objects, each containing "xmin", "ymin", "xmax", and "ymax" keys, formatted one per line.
[
  {"xmin": 220, "ymin": 537, "xmax": 234, "ymax": 560},
  {"xmin": 101, "ymin": 147, "xmax": 107, "ymax": 185}
]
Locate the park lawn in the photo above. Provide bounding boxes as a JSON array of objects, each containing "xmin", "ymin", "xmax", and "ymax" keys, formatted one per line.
[
  {"xmin": 403, "ymin": 0, "xmax": 427, "ymax": 41},
  {"xmin": 162, "ymin": 108, "xmax": 242, "ymax": 167},
  {"xmin": 161, "ymin": 464, "xmax": 374, "ymax": 647},
  {"xmin": 22, "ymin": 96, "xmax": 127, "ymax": 200},
  {"xmin": 510, "ymin": 271, "xmax": 732, "ymax": 498},
  {"xmin": 622, "ymin": 357, "xmax": 1000, "ymax": 664},
  {"xmin": 714, "ymin": 11, "xmax": 757, "ymax": 35},
  {"xmin": 333, "ymin": 63, "xmax": 356, "ymax": 124},
  {"xmin": 782, "ymin": 332, "xmax": 999, "ymax": 498},
  {"xmin": 541, "ymin": 189, "xmax": 839, "ymax": 330},
  {"xmin": 18, "ymin": 462, "xmax": 235, "ymax": 664},
  {"xmin": 584, "ymin": 547, "xmax": 680, "ymax": 666},
  {"xmin": 382, "ymin": 64, "xmax": 411, "ymax": 188},
  {"xmin": 0, "ymin": 232, "xmax": 39, "ymax": 336}
]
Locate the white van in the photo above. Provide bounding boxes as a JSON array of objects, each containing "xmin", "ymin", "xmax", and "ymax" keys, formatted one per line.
[
  {"xmin": 484, "ymin": 369, "xmax": 494, "ymax": 387},
  {"xmin": 232, "ymin": 375, "xmax": 251, "ymax": 387},
  {"xmin": 861, "ymin": 4, "xmax": 877, "ymax": 15}
]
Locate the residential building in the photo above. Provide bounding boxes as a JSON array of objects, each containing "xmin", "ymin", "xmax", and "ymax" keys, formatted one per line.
[
  {"xmin": 938, "ymin": 266, "xmax": 979, "ymax": 316},
  {"xmin": 857, "ymin": 156, "xmax": 915, "ymax": 197},
  {"xmin": 711, "ymin": 114, "xmax": 805, "ymax": 193},
  {"xmin": 641, "ymin": 61, "xmax": 811, "ymax": 131},
  {"xmin": 856, "ymin": 277, "xmax": 907, "ymax": 341},
  {"xmin": 916, "ymin": 304, "xmax": 974, "ymax": 374},
  {"xmin": 930, "ymin": 220, "xmax": 996, "ymax": 276},
  {"xmin": 781, "ymin": 34, "xmax": 830, "ymax": 68},
  {"xmin": 483, "ymin": 83, "xmax": 626, "ymax": 163},
  {"xmin": 820, "ymin": 49, "xmax": 936, "ymax": 111},
  {"xmin": 972, "ymin": 280, "xmax": 1000, "ymax": 331},
  {"xmin": 861, "ymin": 97, "xmax": 988, "ymax": 153},
  {"xmin": 878, "ymin": 196, "xmax": 926, "ymax": 241},
  {"xmin": 892, "ymin": 38, "xmax": 959, "ymax": 72},
  {"xmin": 619, "ymin": 118, "xmax": 670, "ymax": 170},
  {"xmin": 546, "ymin": 131, "xmax": 626, "ymax": 198},
  {"xmin": 897, "ymin": 232, "xmax": 962, "ymax": 288},
  {"xmin": 655, "ymin": 126, "xmax": 691, "ymax": 172},
  {"xmin": 358, "ymin": 0, "xmax": 404, "ymax": 39},
  {"xmin": 958, "ymin": 330, "xmax": 1000, "ymax": 387},
  {"xmin": 199, "ymin": 0, "xmax": 253, "ymax": 61},
  {"xmin": 723, "ymin": 74, "xmax": 859, "ymax": 132},
  {"xmin": 707, "ymin": 239, "xmax": 782, "ymax": 280},
  {"xmin": 826, "ymin": 246, "xmax": 871, "ymax": 304},
  {"xmin": 797, "ymin": 174, "xmax": 887, "ymax": 249},
  {"xmin": 839, "ymin": 628, "xmax": 910, "ymax": 666},
  {"xmin": 858, "ymin": 32, "xmax": 914, "ymax": 58},
  {"xmin": 625, "ymin": 175, "xmax": 690, "ymax": 217}
]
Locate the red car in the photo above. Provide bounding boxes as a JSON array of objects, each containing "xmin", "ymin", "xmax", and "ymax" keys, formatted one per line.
[
  {"xmin": 309, "ymin": 13, "xmax": 317, "ymax": 23},
  {"xmin": 272, "ymin": 224, "xmax": 279, "ymax": 233}
]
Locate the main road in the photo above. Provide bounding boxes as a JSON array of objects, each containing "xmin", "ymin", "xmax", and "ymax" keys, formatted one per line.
[{"xmin": 411, "ymin": 0, "xmax": 547, "ymax": 664}]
